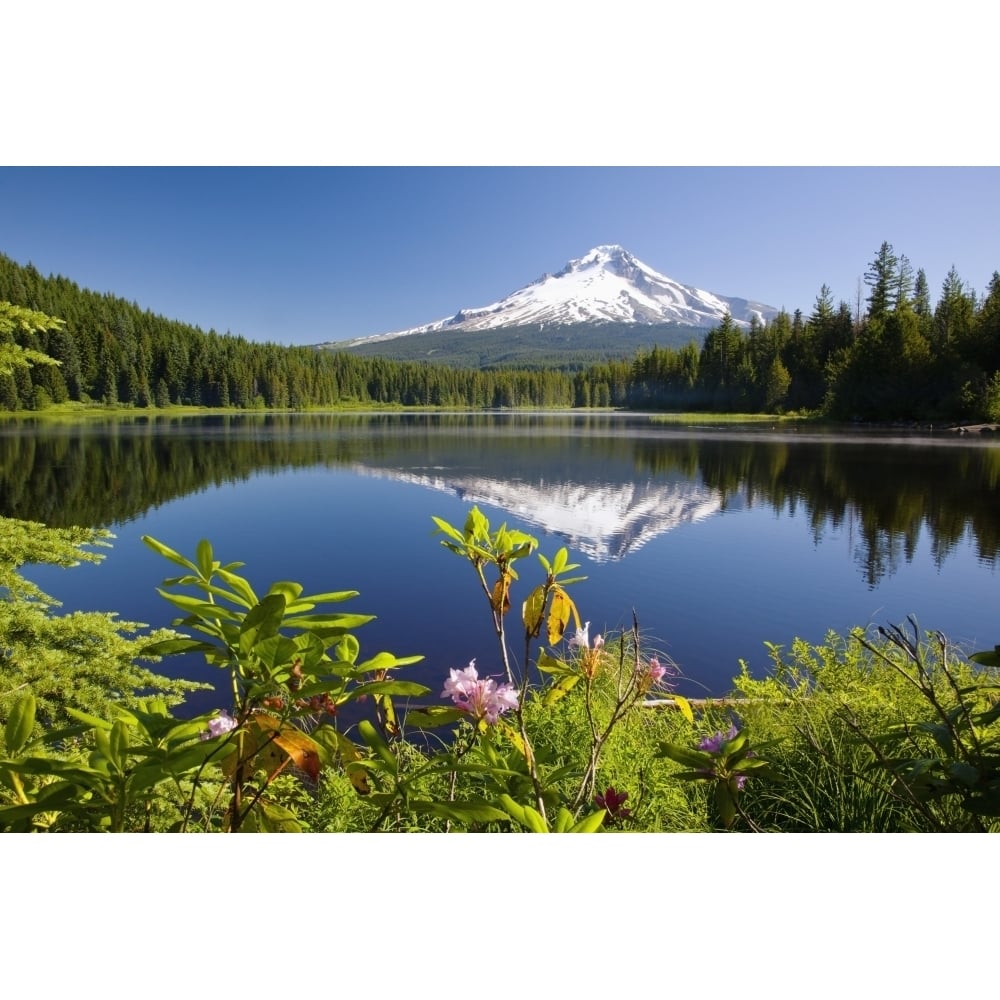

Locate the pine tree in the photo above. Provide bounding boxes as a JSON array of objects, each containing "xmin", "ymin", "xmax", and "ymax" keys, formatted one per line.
[{"xmin": 864, "ymin": 241, "xmax": 899, "ymax": 321}]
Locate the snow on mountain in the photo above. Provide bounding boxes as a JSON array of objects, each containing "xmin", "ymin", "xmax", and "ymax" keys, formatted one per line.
[{"xmin": 332, "ymin": 245, "xmax": 778, "ymax": 347}]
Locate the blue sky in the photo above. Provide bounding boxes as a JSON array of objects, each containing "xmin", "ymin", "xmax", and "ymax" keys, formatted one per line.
[
  {"xmin": 2, "ymin": 166, "xmax": 998, "ymax": 346},
  {"xmin": 4, "ymin": 8, "xmax": 996, "ymax": 348}
]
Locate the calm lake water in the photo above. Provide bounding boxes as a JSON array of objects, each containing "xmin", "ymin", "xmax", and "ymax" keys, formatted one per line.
[{"xmin": 4, "ymin": 411, "xmax": 999, "ymax": 714}]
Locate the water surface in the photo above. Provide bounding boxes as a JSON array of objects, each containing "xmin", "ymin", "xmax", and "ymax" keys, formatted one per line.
[{"xmin": 4, "ymin": 412, "xmax": 998, "ymax": 712}]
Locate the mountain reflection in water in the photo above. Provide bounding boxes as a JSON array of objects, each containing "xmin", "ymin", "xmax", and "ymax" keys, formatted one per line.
[{"xmin": 3, "ymin": 412, "xmax": 999, "ymax": 706}]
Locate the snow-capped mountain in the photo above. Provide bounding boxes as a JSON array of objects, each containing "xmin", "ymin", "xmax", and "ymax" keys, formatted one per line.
[{"xmin": 330, "ymin": 245, "xmax": 778, "ymax": 347}]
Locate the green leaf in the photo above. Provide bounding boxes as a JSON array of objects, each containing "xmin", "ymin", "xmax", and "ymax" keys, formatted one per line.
[
  {"xmin": 214, "ymin": 567, "xmax": 259, "ymax": 607},
  {"xmin": 947, "ymin": 761, "xmax": 982, "ymax": 788},
  {"xmin": 355, "ymin": 651, "xmax": 425, "ymax": 672},
  {"xmin": 404, "ymin": 706, "xmax": 466, "ymax": 729},
  {"xmin": 497, "ymin": 793, "xmax": 548, "ymax": 832},
  {"xmin": 410, "ymin": 799, "xmax": 510, "ymax": 825},
  {"xmin": 5, "ymin": 694, "xmax": 36, "ymax": 755},
  {"xmin": 239, "ymin": 593, "xmax": 287, "ymax": 655},
  {"xmin": 0, "ymin": 783, "xmax": 81, "ymax": 828},
  {"xmin": 142, "ymin": 535, "xmax": 199, "ymax": 574},
  {"xmin": 656, "ymin": 741, "xmax": 713, "ymax": 770},
  {"xmin": 267, "ymin": 580, "xmax": 304, "ymax": 604},
  {"xmin": 554, "ymin": 807, "xmax": 573, "ymax": 832},
  {"xmin": 358, "ymin": 720, "xmax": 396, "ymax": 770},
  {"xmin": 569, "ymin": 809, "xmax": 606, "ymax": 833},
  {"xmin": 970, "ymin": 645, "xmax": 1000, "ymax": 667},
  {"xmin": 140, "ymin": 637, "xmax": 219, "ymax": 657},
  {"xmin": 66, "ymin": 707, "xmax": 113, "ymax": 730},
  {"xmin": 282, "ymin": 612, "xmax": 376, "ymax": 631},
  {"xmin": 292, "ymin": 679, "xmax": 347, "ymax": 700},
  {"xmin": 431, "ymin": 516, "xmax": 466, "ymax": 546},
  {"xmin": 155, "ymin": 590, "xmax": 242, "ymax": 623},
  {"xmin": 195, "ymin": 539, "xmax": 215, "ymax": 579},
  {"xmin": 298, "ymin": 589, "xmax": 362, "ymax": 605},
  {"xmin": 715, "ymin": 780, "xmax": 737, "ymax": 828},
  {"xmin": 352, "ymin": 680, "xmax": 431, "ymax": 698},
  {"xmin": 253, "ymin": 798, "xmax": 304, "ymax": 833},
  {"xmin": 335, "ymin": 634, "xmax": 360, "ymax": 664},
  {"xmin": 720, "ymin": 730, "xmax": 749, "ymax": 758},
  {"xmin": 109, "ymin": 720, "xmax": 129, "ymax": 769}
]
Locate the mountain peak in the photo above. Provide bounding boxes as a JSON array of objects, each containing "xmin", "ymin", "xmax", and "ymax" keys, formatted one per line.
[
  {"xmin": 328, "ymin": 246, "xmax": 778, "ymax": 347},
  {"xmin": 560, "ymin": 244, "xmax": 636, "ymax": 275}
]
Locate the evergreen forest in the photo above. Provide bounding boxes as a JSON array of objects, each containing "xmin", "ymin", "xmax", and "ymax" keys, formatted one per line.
[{"xmin": 1, "ymin": 243, "xmax": 998, "ymax": 422}]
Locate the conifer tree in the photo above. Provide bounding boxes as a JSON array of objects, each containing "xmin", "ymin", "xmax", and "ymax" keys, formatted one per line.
[{"xmin": 864, "ymin": 242, "xmax": 899, "ymax": 321}]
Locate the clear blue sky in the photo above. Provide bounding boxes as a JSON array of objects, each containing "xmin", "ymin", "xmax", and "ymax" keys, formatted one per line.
[
  {"xmin": 3, "ymin": 8, "xmax": 996, "ymax": 347},
  {"xmin": 2, "ymin": 166, "xmax": 998, "ymax": 346}
]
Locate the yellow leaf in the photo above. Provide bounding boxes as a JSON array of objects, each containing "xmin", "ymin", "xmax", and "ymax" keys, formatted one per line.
[
  {"xmin": 671, "ymin": 694, "xmax": 695, "ymax": 725},
  {"xmin": 225, "ymin": 714, "xmax": 323, "ymax": 782},
  {"xmin": 492, "ymin": 572, "xmax": 511, "ymax": 615},
  {"xmin": 522, "ymin": 584, "xmax": 546, "ymax": 636},
  {"xmin": 542, "ymin": 673, "xmax": 581, "ymax": 706},
  {"xmin": 346, "ymin": 763, "xmax": 372, "ymax": 796},
  {"xmin": 547, "ymin": 587, "xmax": 574, "ymax": 646},
  {"xmin": 497, "ymin": 719, "xmax": 534, "ymax": 769},
  {"xmin": 333, "ymin": 731, "xmax": 371, "ymax": 796}
]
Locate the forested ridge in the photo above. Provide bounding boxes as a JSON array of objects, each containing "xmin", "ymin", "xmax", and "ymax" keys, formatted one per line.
[{"xmin": 1, "ymin": 244, "xmax": 998, "ymax": 421}]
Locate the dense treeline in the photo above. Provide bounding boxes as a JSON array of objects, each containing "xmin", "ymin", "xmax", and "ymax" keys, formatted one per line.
[
  {"xmin": 626, "ymin": 244, "xmax": 1000, "ymax": 421},
  {"xmin": 1, "ymin": 244, "xmax": 998, "ymax": 421},
  {"xmin": 0, "ymin": 255, "xmax": 575, "ymax": 411}
]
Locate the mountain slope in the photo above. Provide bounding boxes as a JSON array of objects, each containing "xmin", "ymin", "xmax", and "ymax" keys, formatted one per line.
[{"xmin": 323, "ymin": 245, "xmax": 778, "ymax": 351}]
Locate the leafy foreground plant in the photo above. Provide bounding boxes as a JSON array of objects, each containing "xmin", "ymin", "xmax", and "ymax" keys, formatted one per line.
[
  {"xmin": 1, "ymin": 535, "xmax": 428, "ymax": 831},
  {"xmin": 5, "ymin": 509, "xmax": 998, "ymax": 833}
]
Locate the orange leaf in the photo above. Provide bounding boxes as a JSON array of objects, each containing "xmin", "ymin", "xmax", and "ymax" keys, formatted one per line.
[{"xmin": 492, "ymin": 572, "xmax": 511, "ymax": 615}]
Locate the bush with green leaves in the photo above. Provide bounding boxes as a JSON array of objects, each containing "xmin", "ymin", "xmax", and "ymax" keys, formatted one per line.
[
  {"xmin": 0, "ymin": 516, "xmax": 204, "ymax": 728},
  {"xmin": 5, "ymin": 505, "xmax": 1000, "ymax": 833}
]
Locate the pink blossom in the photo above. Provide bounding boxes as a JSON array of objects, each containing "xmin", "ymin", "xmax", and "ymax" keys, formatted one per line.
[
  {"xmin": 569, "ymin": 622, "xmax": 602, "ymax": 650},
  {"xmin": 647, "ymin": 657, "xmax": 667, "ymax": 684},
  {"xmin": 568, "ymin": 622, "xmax": 591, "ymax": 649},
  {"xmin": 636, "ymin": 655, "xmax": 675, "ymax": 690},
  {"xmin": 441, "ymin": 660, "xmax": 519, "ymax": 724},
  {"xmin": 200, "ymin": 709, "xmax": 237, "ymax": 741}
]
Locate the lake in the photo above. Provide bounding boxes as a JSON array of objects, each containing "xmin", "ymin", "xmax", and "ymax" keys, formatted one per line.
[{"xmin": 3, "ymin": 411, "xmax": 999, "ymax": 715}]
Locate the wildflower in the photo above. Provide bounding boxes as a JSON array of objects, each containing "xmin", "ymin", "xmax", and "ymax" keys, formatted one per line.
[
  {"xmin": 698, "ymin": 724, "xmax": 749, "ymax": 789},
  {"xmin": 200, "ymin": 709, "xmax": 237, "ymax": 741},
  {"xmin": 568, "ymin": 621, "xmax": 598, "ymax": 649},
  {"xmin": 646, "ymin": 656, "xmax": 667, "ymax": 684},
  {"xmin": 568, "ymin": 622, "xmax": 588, "ymax": 649},
  {"xmin": 441, "ymin": 660, "xmax": 518, "ymax": 724},
  {"xmin": 698, "ymin": 724, "xmax": 739, "ymax": 754},
  {"xmin": 594, "ymin": 786, "xmax": 632, "ymax": 823}
]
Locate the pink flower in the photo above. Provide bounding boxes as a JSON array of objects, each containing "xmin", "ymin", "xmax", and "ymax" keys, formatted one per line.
[
  {"xmin": 568, "ymin": 622, "xmax": 591, "ymax": 649},
  {"xmin": 568, "ymin": 622, "xmax": 602, "ymax": 650},
  {"xmin": 200, "ymin": 709, "xmax": 237, "ymax": 741},
  {"xmin": 637, "ymin": 655, "xmax": 675, "ymax": 690},
  {"xmin": 441, "ymin": 660, "xmax": 519, "ymax": 724}
]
